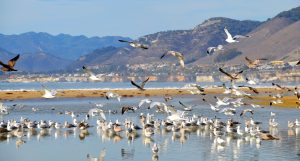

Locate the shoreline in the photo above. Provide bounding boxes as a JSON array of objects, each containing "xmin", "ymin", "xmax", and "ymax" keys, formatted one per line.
[{"xmin": 0, "ymin": 87, "xmax": 299, "ymax": 108}]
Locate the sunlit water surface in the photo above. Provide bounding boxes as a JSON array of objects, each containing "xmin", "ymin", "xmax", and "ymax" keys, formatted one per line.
[{"xmin": 0, "ymin": 96, "xmax": 300, "ymax": 161}]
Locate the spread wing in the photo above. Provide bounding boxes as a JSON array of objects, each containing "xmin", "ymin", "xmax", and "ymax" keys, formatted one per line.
[
  {"xmin": 8, "ymin": 54, "xmax": 20, "ymax": 68},
  {"xmin": 140, "ymin": 77, "xmax": 150, "ymax": 88},
  {"xmin": 245, "ymin": 57, "xmax": 253, "ymax": 64},
  {"xmin": 160, "ymin": 53, "xmax": 167, "ymax": 59},
  {"xmin": 219, "ymin": 68, "xmax": 234, "ymax": 79},
  {"xmin": 179, "ymin": 101, "xmax": 187, "ymax": 108},
  {"xmin": 224, "ymin": 27, "xmax": 233, "ymax": 40},
  {"xmin": 118, "ymin": 39, "xmax": 133, "ymax": 43},
  {"xmin": 130, "ymin": 80, "xmax": 144, "ymax": 90}
]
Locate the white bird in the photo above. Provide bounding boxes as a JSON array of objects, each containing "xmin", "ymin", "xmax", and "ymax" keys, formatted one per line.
[
  {"xmin": 245, "ymin": 77, "xmax": 257, "ymax": 85},
  {"xmin": 105, "ymin": 92, "xmax": 121, "ymax": 102},
  {"xmin": 118, "ymin": 39, "xmax": 148, "ymax": 49},
  {"xmin": 161, "ymin": 50, "xmax": 185, "ymax": 68},
  {"xmin": 82, "ymin": 66, "xmax": 104, "ymax": 81},
  {"xmin": 224, "ymin": 27, "xmax": 250, "ymax": 43},
  {"xmin": 0, "ymin": 102, "xmax": 9, "ymax": 115},
  {"xmin": 209, "ymin": 103, "xmax": 220, "ymax": 112},
  {"xmin": 152, "ymin": 143, "xmax": 159, "ymax": 154},
  {"xmin": 42, "ymin": 85, "xmax": 57, "ymax": 99},
  {"xmin": 221, "ymin": 108, "xmax": 236, "ymax": 116},
  {"xmin": 215, "ymin": 96, "xmax": 230, "ymax": 107},
  {"xmin": 207, "ymin": 45, "xmax": 224, "ymax": 55},
  {"xmin": 138, "ymin": 99, "xmax": 152, "ymax": 108}
]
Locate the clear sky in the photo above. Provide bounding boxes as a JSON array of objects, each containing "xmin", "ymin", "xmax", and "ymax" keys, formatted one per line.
[{"xmin": 0, "ymin": 0, "xmax": 299, "ymax": 38}]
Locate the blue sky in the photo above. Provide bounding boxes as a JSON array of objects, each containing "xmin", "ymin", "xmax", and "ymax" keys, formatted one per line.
[{"xmin": 0, "ymin": 0, "xmax": 299, "ymax": 38}]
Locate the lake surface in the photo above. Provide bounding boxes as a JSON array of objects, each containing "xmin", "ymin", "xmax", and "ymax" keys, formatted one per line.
[
  {"xmin": 1, "ymin": 95, "xmax": 300, "ymax": 161},
  {"xmin": 0, "ymin": 81, "xmax": 297, "ymax": 91}
]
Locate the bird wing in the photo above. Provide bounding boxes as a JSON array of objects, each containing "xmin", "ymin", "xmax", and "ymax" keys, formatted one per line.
[
  {"xmin": 219, "ymin": 68, "xmax": 234, "ymax": 79},
  {"xmin": 118, "ymin": 39, "xmax": 133, "ymax": 43},
  {"xmin": 0, "ymin": 61, "xmax": 11, "ymax": 70},
  {"xmin": 233, "ymin": 35, "xmax": 249, "ymax": 40},
  {"xmin": 178, "ymin": 59, "xmax": 185, "ymax": 68},
  {"xmin": 233, "ymin": 70, "xmax": 243, "ymax": 77},
  {"xmin": 179, "ymin": 101, "xmax": 187, "ymax": 108},
  {"xmin": 207, "ymin": 47, "xmax": 215, "ymax": 54},
  {"xmin": 140, "ymin": 77, "xmax": 150, "ymax": 88},
  {"xmin": 82, "ymin": 66, "xmax": 94, "ymax": 76},
  {"xmin": 8, "ymin": 54, "xmax": 20, "ymax": 68},
  {"xmin": 160, "ymin": 53, "xmax": 167, "ymax": 59},
  {"xmin": 130, "ymin": 80, "xmax": 144, "ymax": 90},
  {"xmin": 100, "ymin": 112, "xmax": 106, "ymax": 120},
  {"xmin": 224, "ymin": 27, "xmax": 233, "ymax": 40},
  {"xmin": 248, "ymin": 86, "xmax": 259, "ymax": 94},
  {"xmin": 245, "ymin": 57, "xmax": 253, "ymax": 64}
]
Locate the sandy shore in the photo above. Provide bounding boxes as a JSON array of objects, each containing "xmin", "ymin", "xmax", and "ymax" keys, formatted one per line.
[{"xmin": 0, "ymin": 87, "xmax": 299, "ymax": 108}]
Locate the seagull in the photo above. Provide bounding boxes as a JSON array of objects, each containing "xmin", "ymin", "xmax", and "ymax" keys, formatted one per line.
[
  {"xmin": 138, "ymin": 99, "xmax": 152, "ymax": 108},
  {"xmin": 220, "ymin": 108, "xmax": 236, "ymax": 116},
  {"xmin": 130, "ymin": 77, "xmax": 150, "ymax": 91},
  {"xmin": 118, "ymin": 39, "xmax": 148, "ymax": 49},
  {"xmin": 82, "ymin": 66, "xmax": 103, "ymax": 81},
  {"xmin": 207, "ymin": 45, "xmax": 224, "ymax": 55},
  {"xmin": 224, "ymin": 27, "xmax": 250, "ymax": 43},
  {"xmin": 178, "ymin": 101, "xmax": 195, "ymax": 111},
  {"xmin": 209, "ymin": 103, "xmax": 220, "ymax": 112},
  {"xmin": 245, "ymin": 77, "xmax": 257, "ymax": 85},
  {"xmin": 121, "ymin": 106, "xmax": 137, "ymax": 115},
  {"xmin": 294, "ymin": 87, "xmax": 300, "ymax": 100},
  {"xmin": 214, "ymin": 96, "xmax": 230, "ymax": 107},
  {"xmin": 272, "ymin": 83, "xmax": 291, "ymax": 91},
  {"xmin": 160, "ymin": 51, "xmax": 185, "ymax": 68},
  {"xmin": 0, "ymin": 54, "xmax": 20, "ymax": 72},
  {"xmin": 152, "ymin": 143, "xmax": 159, "ymax": 154},
  {"xmin": 245, "ymin": 57, "xmax": 268, "ymax": 68},
  {"xmin": 105, "ymin": 92, "xmax": 121, "ymax": 102},
  {"xmin": 240, "ymin": 109, "xmax": 254, "ymax": 117},
  {"xmin": 42, "ymin": 85, "xmax": 57, "ymax": 99},
  {"xmin": 219, "ymin": 68, "xmax": 243, "ymax": 82}
]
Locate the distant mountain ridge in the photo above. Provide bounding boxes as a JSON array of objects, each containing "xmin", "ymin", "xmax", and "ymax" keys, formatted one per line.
[
  {"xmin": 0, "ymin": 32, "xmax": 131, "ymax": 60},
  {"xmin": 71, "ymin": 17, "xmax": 261, "ymax": 68},
  {"xmin": 73, "ymin": 6, "xmax": 300, "ymax": 68}
]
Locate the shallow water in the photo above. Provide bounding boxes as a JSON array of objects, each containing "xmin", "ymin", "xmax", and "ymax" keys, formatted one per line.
[{"xmin": 1, "ymin": 96, "xmax": 300, "ymax": 161}]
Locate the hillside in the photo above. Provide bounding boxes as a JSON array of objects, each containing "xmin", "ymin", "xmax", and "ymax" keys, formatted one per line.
[
  {"xmin": 0, "ymin": 32, "xmax": 131, "ymax": 60},
  {"xmin": 71, "ymin": 17, "xmax": 261, "ymax": 68}
]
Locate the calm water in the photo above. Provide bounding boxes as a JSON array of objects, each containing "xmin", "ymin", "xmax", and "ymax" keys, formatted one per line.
[
  {"xmin": 0, "ymin": 96, "xmax": 300, "ymax": 161},
  {"xmin": 0, "ymin": 81, "xmax": 295, "ymax": 91}
]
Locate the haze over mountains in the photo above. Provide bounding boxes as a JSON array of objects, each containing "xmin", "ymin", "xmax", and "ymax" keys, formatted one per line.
[{"xmin": 0, "ymin": 6, "xmax": 299, "ymax": 72}]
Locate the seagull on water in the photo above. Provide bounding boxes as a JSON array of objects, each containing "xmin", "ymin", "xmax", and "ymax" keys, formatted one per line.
[
  {"xmin": 224, "ymin": 27, "xmax": 250, "ymax": 43},
  {"xmin": 161, "ymin": 51, "xmax": 185, "ymax": 68},
  {"xmin": 0, "ymin": 54, "xmax": 20, "ymax": 72}
]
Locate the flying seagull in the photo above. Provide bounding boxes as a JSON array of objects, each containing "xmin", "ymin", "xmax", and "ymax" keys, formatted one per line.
[
  {"xmin": 118, "ymin": 39, "xmax": 148, "ymax": 49},
  {"xmin": 245, "ymin": 57, "xmax": 267, "ymax": 68},
  {"xmin": 219, "ymin": 68, "xmax": 243, "ymax": 81},
  {"xmin": 130, "ymin": 77, "xmax": 150, "ymax": 91},
  {"xmin": 224, "ymin": 27, "xmax": 250, "ymax": 43},
  {"xmin": 82, "ymin": 66, "xmax": 103, "ymax": 81},
  {"xmin": 207, "ymin": 45, "xmax": 224, "ymax": 55},
  {"xmin": 42, "ymin": 85, "xmax": 57, "ymax": 99},
  {"xmin": 161, "ymin": 51, "xmax": 185, "ymax": 68},
  {"xmin": 106, "ymin": 92, "xmax": 121, "ymax": 102},
  {"xmin": 179, "ymin": 101, "xmax": 195, "ymax": 111},
  {"xmin": 0, "ymin": 54, "xmax": 20, "ymax": 72},
  {"xmin": 240, "ymin": 109, "xmax": 254, "ymax": 117}
]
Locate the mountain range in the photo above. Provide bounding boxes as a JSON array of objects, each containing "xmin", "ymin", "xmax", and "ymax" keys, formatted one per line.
[{"xmin": 0, "ymin": 6, "xmax": 299, "ymax": 72}]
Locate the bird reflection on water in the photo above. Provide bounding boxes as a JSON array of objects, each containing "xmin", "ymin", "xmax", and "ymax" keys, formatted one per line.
[{"xmin": 0, "ymin": 100, "xmax": 300, "ymax": 161}]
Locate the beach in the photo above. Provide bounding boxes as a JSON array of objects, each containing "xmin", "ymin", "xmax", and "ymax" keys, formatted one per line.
[{"xmin": 1, "ymin": 87, "xmax": 299, "ymax": 108}]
